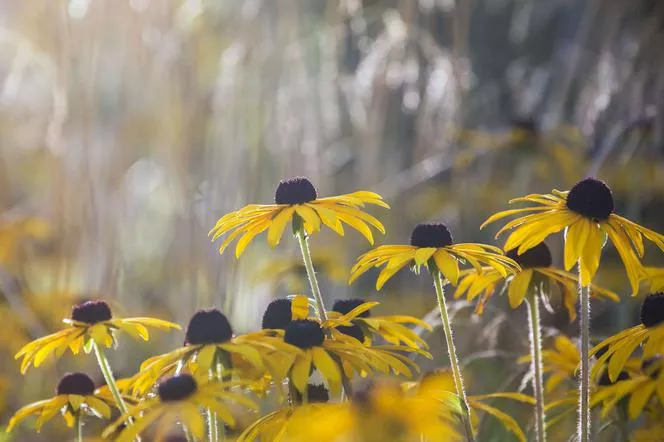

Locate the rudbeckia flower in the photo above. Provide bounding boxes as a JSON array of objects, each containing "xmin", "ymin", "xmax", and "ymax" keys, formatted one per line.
[
  {"xmin": 327, "ymin": 298, "xmax": 432, "ymax": 349},
  {"xmin": 104, "ymin": 374, "xmax": 258, "ymax": 442},
  {"xmin": 281, "ymin": 319, "xmax": 429, "ymax": 395},
  {"xmin": 591, "ymin": 293, "xmax": 664, "ymax": 382},
  {"xmin": 350, "ymin": 223, "xmax": 520, "ymax": 290},
  {"xmin": 253, "ymin": 250, "xmax": 348, "ymax": 292},
  {"xmin": 14, "ymin": 300, "xmax": 180, "ymax": 373},
  {"xmin": 7, "ymin": 372, "xmax": 114, "ymax": 433},
  {"xmin": 455, "ymin": 243, "xmax": 618, "ymax": 319},
  {"xmin": 131, "ymin": 309, "xmax": 301, "ymax": 395},
  {"xmin": 209, "ymin": 177, "xmax": 389, "ymax": 257},
  {"xmin": 591, "ymin": 356, "xmax": 663, "ymax": 420},
  {"xmin": 285, "ymin": 381, "xmax": 462, "ymax": 442},
  {"xmin": 238, "ymin": 384, "xmax": 332, "ymax": 441},
  {"xmin": 261, "ymin": 296, "xmax": 310, "ymax": 331},
  {"xmin": 481, "ymin": 177, "xmax": 664, "ymax": 293}
]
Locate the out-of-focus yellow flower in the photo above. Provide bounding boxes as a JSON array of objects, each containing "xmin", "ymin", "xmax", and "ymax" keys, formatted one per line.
[
  {"xmin": 325, "ymin": 298, "xmax": 432, "ymax": 348},
  {"xmin": 7, "ymin": 372, "xmax": 115, "ymax": 432},
  {"xmin": 591, "ymin": 293, "xmax": 664, "ymax": 382},
  {"xmin": 482, "ymin": 178, "xmax": 664, "ymax": 293},
  {"xmin": 104, "ymin": 374, "xmax": 257, "ymax": 442},
  {"xmin": 15, "ymin": 300, "xmax": 180, "ymax": 373},
  {"xmin": 209, "ymin": 177, "xmax": 389, "ymax": 257},
  {"xmin": 630, "ymin": 405, "xmax": 664, "ymax": 441},
  {"xmin": 0, "ymin": 216, "xmax": 50, "ymax": 267},
  {"xmin": 455, "ymin": 243, "xmax": 617, "ymax": 318},
  {"xmin": 253, "ymin": 250, "xmax": 348, "ymax": 291},
  {"xmin": 131, "ymin": 308, "xmax": 301, "ymax": 395},
  {"xmin": 350, "ymin": 223, "xmax": 519, "ymax": 290},
  {"xmin": 645, "ymin": 267, "xmax": 664, "ymax": 291}
]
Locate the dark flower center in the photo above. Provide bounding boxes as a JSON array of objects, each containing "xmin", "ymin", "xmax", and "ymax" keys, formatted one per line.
[
  {"xmin": 642, "ymin": 356, "xmax": 663, "ymax": 379},
  {"xmin": 274, "ymin": 177, "xmax": 317, "ymax": 205},
  {"xmin": 332, "ymin": 299, "xmax": 372, "ymax": 318},
  {"xmin": 56, "ymin": 372, "xmax": 95, "ymax": 396},
  {"xmin": 565, "ymin": 178, "xmax": 614, "ymax": 221},
  {"xmin": 511, "ymin": 117, "xmax": 538, "ymax": 135},
  {"xmin": 640, "ymin": 292, "xmax": 664, "ymax": 328},
  {"xmin": 262, "ymin": 299, "xmax": 293, "ymax": 330},
  {"xmin": 506, "ymin": 243, "xmax": 552, "ymax": 269},
  {"xmin": 597, "ymin": 370, "xmax": 629, "ymax": 386},
  {"xmin": 71, "ymin": 300, "xmax": 112, "ymax": 324},
  {"xmin": 410, "ymin": 223, "xmax": 453, "ymax": 248},
  {"xmin": 294, "ymin": 384, "xmax": 330, "ymax": 403},
  {"xmin": 157, "ymin": 374, "xmax": 198, "ymax": 402},
  {"xmin": 284, "ymin": 320, "xmax": 325, "ymax": 349},
  {"xmin": 185, "ymin": 309, "xmax": 233, "ymax": 345},
  {"xmin": 336, "ymin": 324, "xmax": 366, "ymax": 342}
]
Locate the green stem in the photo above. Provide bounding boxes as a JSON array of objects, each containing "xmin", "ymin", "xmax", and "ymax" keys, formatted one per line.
[
  {"xmin": 433, "ymin": 271, "xmax": 474, "ymax": 442},
  {"xmin": 92, "ymin": 341, "xmax": 129, "ymax": 416},
  {"xmin": 526, "ymin": 292, "xmax": 546, "ymax": 442},
  {"xmin": 75, "ymin": 413, "xmax": 83, "ymax": 442},
  {"xmin": 578, "ymin": 279, "xmax": 591, "ymax": 442},
  {"xmin": 295, "ymin": 230, "xmax": 328, "ymax": 322}
]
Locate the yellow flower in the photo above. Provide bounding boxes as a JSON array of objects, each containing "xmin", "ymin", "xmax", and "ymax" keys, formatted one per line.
[
  {"xmin": 591, "ymin": 356, "xmax": 664, "ymax": 421},
  {"xmin": 630, "ymin": 405, "xmax": 664, "ymax": 442},
  {"xmin": 416, "ymin": 370, "xmax": 535, "ymax": 442},
  {"xmin": 591, "ymin": 293, "xmax": 664, "ymax": 382},
  {"xmin": 238, "ymin": 384, "xmax": 332, "ymax": 441},
  {"xmin": 285, "ymin": 381, "xmax": 462, "ymax": 442},
  {"xmin": 103, "ymin": 374, "xmax": 258, "ymax": 442},
  {"xmin": 0, "ymin": 216, "xmax": 50, "ymax": 267},
  {"xmin": 253, "ymin": 249, "xmax": 348, "ymax": 291},
  {"xmin": 325, "ymin": 298, "xmax": 432, "ymax": 349},
  {"xmin": 281, "ymin": 319, "xmax": 430, "ymax": 395},
  {"xmin": 350, "ymin": 223, "xmax": 520, "ymax": 290},
  {"xmin": 482, "ymin": 177, "xmax": 664, "ymax": 293},
  {"xmin": 14, "ymin": 300, "xmax": 180, "ymax": 373},
  {"xmin": 131, "ymin": 308, "xmax": 301, "ymax": 395},
  {"xmin": 209, "ymin": 177, "xmax": 389, "ymax": 257},
  {"xmin": 7, "ymin": 372, "xmax": 114, "ymax": 432},
  {"xmin": 455, "ymin": 243, "xmax": 618, "ymax": 319},
  {"xmin": 645, "ymin": 267, "xmax": 664, "ymax": 291}
]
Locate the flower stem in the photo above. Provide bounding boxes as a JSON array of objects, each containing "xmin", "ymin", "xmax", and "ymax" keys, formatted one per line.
[
  {"xmin": 578, "ymin": 281, "xmax": 591, "ymax": 442},
  {"xmin": 433, "ymin": 271, "xmax": 474, "ymax": 442},
  {"xmin": 526, "ymin": 292, "xmax": 546, "ymax": 442},
  {"xmin": 92, "ymin": 341, "xmax": 129, "ymax": 416},
  {"xmin": 295, "ymin": 230, "xmax": 328, "ymax": 322},
  {"xmin": 207, "ymin": 407, "xmax": 219, "ymax": 442},
  {"xmin": 75, "ymin": 413, "xmax": 83, "ymax": 442}
]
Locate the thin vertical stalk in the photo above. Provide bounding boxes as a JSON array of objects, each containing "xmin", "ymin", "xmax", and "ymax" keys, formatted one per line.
[
  {"xmin": 526, "ymin": 292, "xmax": 546, "ymax": 442},
  {"xmin": 75, "ymin": 413, "xmax": 83, "ymax": 442},
  {"xmin": 92, "ymin": 342, "xmax": 129, "ymax": 415},
  {"xmin": 295, "ymin": 230, "xmax": 328, "ymax": 322},
  {"xmin": 578, "ymin": 279, "xmax": 591, "ymax": 442},
  {"xmin": 433, "ymin": 271, "xmax": 474, "ymax": 442},
  {"xmin": 207, "ymin": 407, "xmax": 219, "ymax": 442}
]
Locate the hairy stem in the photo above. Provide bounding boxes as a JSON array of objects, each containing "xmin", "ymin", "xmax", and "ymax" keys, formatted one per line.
[
  {"xmin": 433, "ymin": 271, "xmax": 474, "ymax": 442},
  {"xmin": 75, "ymin": 413, "xmax": 83, "ymax": 442},
  {"xmin": 92, "ymin": 342, "xmax": 129, "ymax": 416},
  {"xmin": 526, "ymin": 292, "xmax": 546, "ymax": 442},
  {"xmin": 578, "ymin": 280, "xmax": 591, "ymax": 442},
  {"xmin": 295, "ymin": 230, "xmax": 328, "ymax": 322}
]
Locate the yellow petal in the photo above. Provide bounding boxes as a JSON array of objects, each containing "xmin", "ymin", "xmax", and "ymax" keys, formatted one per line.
[
  {"xmin": 291, "ymin": 295, "xmax": 310, "ymax": 320},
  {"xmin": 627, "ymin": 381, "xmax": 655, "ymax": 420},
  {"xmin": 312, "ymin": 347, "xmax": 342, "ymax": 394},
  {"xmin": 267, "ymin": 207, "xmax": 295, "ymax": 247},
  {"xmin": 508, "ymin": 270, "xmax": 532, "ymax": 309},
  {"xmin": 434, "ymin": 250, "xmax": 460, "ymax": 285},
  {"xmin": 290, "ymin": 352, "xmax": 312, "ymax": 392}
]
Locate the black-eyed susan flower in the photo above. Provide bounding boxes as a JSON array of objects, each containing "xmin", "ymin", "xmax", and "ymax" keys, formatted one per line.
[
  {"xmin": 327, "ymin": 298, "xmax": 432, "ymax": 348},
  {"xmin": 281, "ymin": 319, "xmax": 429, "ymax": 395},
  {"xmin": 482, "ymin": 177, "xmax": 664, "ymax": 293},
  {"xmin": 591, "ymin": 293, "xmax": 664, "ymax": 382},
  {"xmin": 7, "ymin": 372, "xmax": 114, "ymax": 434},
  {"xmin": 261, "ymin": 296, "xmax": 310, "ymax": 331},
  {"xmin": 131, "ymin": 308, "xmax": 300, "ymax": 395},
  {"xmin": 208, "ymin": 177, "xmax": 389, "ymax": 257},
  {"xmin": 104, "ymin": 374, "xmax": 258, "ymax": 442},
  {"xmin": 253, "ymin": 250, "xmax": 348, "ymax": 292},
  {"xmin": 455, "ymin": 243, "xmax": 618, "ymax": 319},
  {"xmin": 14, "ymin": 300, "xmax": 180, "ymax": 373},
  {"xmin": 350, "ymin": 223, "xmax": 520, "ymax": 290},
  {"xmin": 238, "ymin": 384, "xmax": 331, "ymax": 441},
  {"xmin": 285, "ymin": 381, "xmax": 462, "ymax": 442}
]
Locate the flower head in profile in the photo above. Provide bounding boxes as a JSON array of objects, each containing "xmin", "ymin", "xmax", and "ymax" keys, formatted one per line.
[
  {"xmin": 350, "ymin": 223, "xmax": 520, "ymax": 290},
  {"xmin": 281, "ymin": 319, "xmax": 429, "ymax": 395},
  {"xmin": 482, "ymin": 177, "xmax": 664, "ymax": 293},
  {"xmin": 132, "ymin": 308, "xmax": 300, "ymax": 395},
  {"xmin": 104, "ymin": 374, "xmax": 257, "ymax": 442},
  {"xmin": 325, "ymin": 298, "xmax": 432, "ymax": 349},
  {"xmin": 209, "ymin": 177, "xmax": 389, "ymax": 257},
  {"xmin": 7, "ymin": 372, "xmax": 114, "ymax": 432},
  {"xmin": 591, "ymin": 293, "xmax": 664, "ymax": 382},
  {"xmin": 14, "ymin": 300, "xmax": 180, "ymax": 373},
  {"xmin": 455, "ymin": 242, "xmax": 618, "ymax": 318}
]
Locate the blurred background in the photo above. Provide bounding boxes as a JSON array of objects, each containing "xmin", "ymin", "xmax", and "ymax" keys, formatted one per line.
[{"xmin": 1, "ymin": 0, "xmax": 664, "ymax": 440}]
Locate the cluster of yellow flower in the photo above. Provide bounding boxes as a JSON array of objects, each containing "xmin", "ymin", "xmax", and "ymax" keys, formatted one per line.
[{"xmin": 6, "ymin": 176, "xmax": 664, "ymax": 442}]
